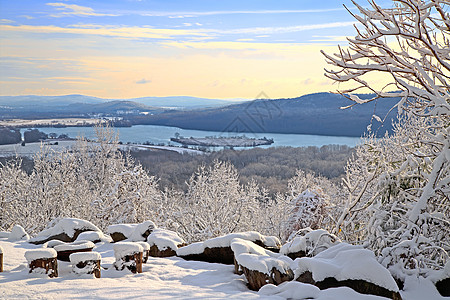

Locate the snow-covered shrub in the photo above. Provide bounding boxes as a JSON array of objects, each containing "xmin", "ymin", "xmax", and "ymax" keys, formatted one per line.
[
  {"xmin": 322, "ymin": 0, "xmax": 450, "ymax": 276},
  {"xmin": 0, "ymin": 125, "xmax": 163, "ymax": 234},
  {"xmin": 166, "ymin": 161, "xmax": 263, "ymax": 243}
]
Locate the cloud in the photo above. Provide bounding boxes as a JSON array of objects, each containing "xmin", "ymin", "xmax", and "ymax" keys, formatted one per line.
[
  {"xmin": 46, "ymin": 2, "xmax": 119, "ymax": 17},
  {"xmin": 136, "ymin": 78, "xmax": 151, "ymax": 84},
  {"xmin": 0, "ymin": 24, "xmax": 208, "ymax": 40},
  {"xmin": 0, "ymin": 19, "xmax": 15, "ymax": 24},
  {"xmin": 141, "ymin": 8, "xmax": 345, "ymax": 18}
]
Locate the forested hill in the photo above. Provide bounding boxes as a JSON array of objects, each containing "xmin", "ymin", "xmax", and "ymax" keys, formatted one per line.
[{"xmin": 130, "ymin": 93, "xmax": 399, "ymax": 137}]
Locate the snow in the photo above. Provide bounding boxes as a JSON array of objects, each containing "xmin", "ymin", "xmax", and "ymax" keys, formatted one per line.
[
  {"xmin": 54, "ymin": 240, "xmax": 95, "ymax": 252},
  {"xmin": 177, "ymin": 242, "xmax": 205, "ymax": 256},
  {"xmin": 69, "ymin": 252, "xmax": 102, "ymax": 264},
  {"xmin": 147, "ymin": 228, "xmax": 185, "ymax": 251},
  {"xmin": 107, "ymin": 224, "xmax": 136, "ymax": 237},
  {"xmin": 45, "ymin": 240, "xmax": 66, "ymax": 248},
  {"xmin": 107, "ymin": 221, "xmax": 156, "ymax": 242},
  {"xmin": 177, "ymin": 232, "xmax": 280, "ymax": 257},
  {"xmin": 231, "ymin": 238, "xmax": 292, "ymax": 274},
  {"xmin": 113, "ymin": 242, "xmax": 143, "ymax": 260},
  {"xmin": 24, "ymin": 248, "xmax": 57, "ymax": 262},
  {"xmin": 429, "ymin": 260, "xmax": 450, "ymax": 283},
  {"xmin": 0, "ymin": 231, "xmax": 9, "ymax": 238},
  {"xmin": 293, "ymin": 243, "xmax": 399, "ymax": 292},
  {"xmin": 0, "ymin": 239, "xmax": 447, "ymax": 299},
  {"xmin": 259, "ymin": 281, "xmax": 397, "ymax": 300},
  {"xmin": 0, "ymin": 245, "xmax": 2, "ymax": 254},
  {"xmin": 280, "ymin": 228, "xmax": 340, "ymax": 257},
  {"xmin": 8, "ymin": 225, "xmax": 29, "ymax": 242},
  {"xmin": 136, "ymin": 241, "xmax": 150, "ymax": 251},
  {"xmin": 29, "ymin": 218, "xmax": 101, "ymax": 243},
  {"xmin": 203, "ymin": 232, "xmax": 280, "ymax": 249},
  {"xmin": 128, "ymin": 221, "xmax": 156, "ymax": 242},
  {"xmin": 76, "ymin": 231, "xmax": 112, "ymax": 243}
]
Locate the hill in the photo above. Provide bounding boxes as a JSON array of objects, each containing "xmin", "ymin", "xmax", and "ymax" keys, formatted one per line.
[{"xmin": 130, "ymin": 93, "xmax": 399, "ymax": 137}]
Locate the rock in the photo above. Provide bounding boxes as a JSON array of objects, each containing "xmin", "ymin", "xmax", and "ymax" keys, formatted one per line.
[
  {"xmin": 242, "ymin": 266, "xmax": 294, "ymax": 291},
  {"xmin": 296, "ymin": 271, "xmax": 402, "ymax": 300},
  {"xmin": 436, "ymin": 277, "xmax": 449, "ymax": 296},
  {"xmin": 29, "ymin": 218, "xmax": 101, "ymax": 245},
  {"xmin": 109, "ymin": 232, "xmax": 127, "ymax": 243},
  {"xmin": 54, "ymin": 240, "xmax": 95, "ymax": 262}
]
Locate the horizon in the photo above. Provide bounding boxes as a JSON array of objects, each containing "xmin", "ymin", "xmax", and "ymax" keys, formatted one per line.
[{"xmin": 0, "ymin": 0, "xmax": 393, "ymax": 100}]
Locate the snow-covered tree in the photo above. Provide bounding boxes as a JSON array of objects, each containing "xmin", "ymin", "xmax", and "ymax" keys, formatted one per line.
[{"xmin": 323, "ymin": 0, "xmax": 449, "ymax": 275}]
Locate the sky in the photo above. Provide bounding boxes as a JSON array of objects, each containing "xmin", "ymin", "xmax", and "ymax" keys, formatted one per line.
[{"xmin": 0, "ymin": 0, "xmax": 393, "ymax": 99}]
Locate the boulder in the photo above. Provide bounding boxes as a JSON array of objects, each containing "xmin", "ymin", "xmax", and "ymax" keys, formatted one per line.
[
  {"xmin": 177, "ymin": 232, "xmax": 280, "ymax": 265},
  {"xmin": 54, "ymin": 240, "xmax": 95, "ymax": 261},
  {"xmin": 231, "ymin": 238, "xmax": 294, "ymax": 290},
  {"xmin": 107, "ymin": 221, "xmax": 156, "ymax": 243},
  {"xmin": 147, "ymin": 228, "xmax": 186, "ymax": 258},
  {"xmin": 294, "ymin": 243, "xmax": 402, "ymax": 300},
  {"xmin": 29, "ymin": 218, "xmax": 101, "ymax": 245}
]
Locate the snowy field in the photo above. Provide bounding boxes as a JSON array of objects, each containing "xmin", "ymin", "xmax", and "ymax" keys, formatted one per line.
[{"xmin": 0, "ymin": 239, "xmax": 446, "ymax": 300}]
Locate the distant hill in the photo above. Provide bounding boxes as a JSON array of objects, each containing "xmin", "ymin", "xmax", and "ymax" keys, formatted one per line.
[
  {"xmin": 0, "ymin": 95, "xmax": 243, "ymax": 112},
  {"xmin": 0, "ymin": 93, "xmax": 399, "ymax": 137},
  {"xmin": 130, "ymin": 93, "xmax": 399, "ymax": 137}
]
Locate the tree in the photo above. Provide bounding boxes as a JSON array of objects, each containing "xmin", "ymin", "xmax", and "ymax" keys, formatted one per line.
[{"xmin": 323, "ymin": 0, "xmax": 449, "ymax": 275}]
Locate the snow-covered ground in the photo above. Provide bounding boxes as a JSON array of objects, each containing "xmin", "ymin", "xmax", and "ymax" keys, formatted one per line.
[{"xmin": 0, "ymin": 239, "xmax": 446, "ymax": 300}]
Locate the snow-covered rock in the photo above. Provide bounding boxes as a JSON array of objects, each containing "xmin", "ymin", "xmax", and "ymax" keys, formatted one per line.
[
  {"xmin": 231, "ymin": 238, "xmax": 294, "ymax": 290},
  {"xmin": 70, "ymin": 252, "xmax": 101, "ymax": 278},
  {"xmin": 176, "ymin": 231, "xmax": 281, "ymax": 265},
  {"xmin": 53, "ymin": 240, "xmax": 95, "ymax": 261},
  {"xmin": 107, "ymin": 221, "xmax": 156, "ymax": 242},
  {"xmin": 0, "ymin": 231, "xmax": 10, "ymax": 239},
  {"xmin": 7, "ymin": 225, "xmax": 29, "ymax": 242},
  {"xmin": 280, "ymin": 228, "xmax": 340, "ymax": 259},
  {"xmin": 113, "ymin": 242, "xmax": 144, "ymax": 273},
  {"xmin": 69, "ymin": 251, "xmax": 101, "ymax": 264},
  {"xmin": 44, "ymin": 240, "xmax": 66, "ymax": 248},
  {"xmin": 75, "ymin": 231, "xmax": 111, "ymax": 243},
  {"xmin": 146, "ymin": 228, "xmax": 185, "ymax": 257},
  {"xmin": 54, "ymin": 240, "xmax": 95, "ymax": 252},
  {"xmin": 24, "ymin": 248, "xmax": 57, "ymax": 263},
  {"xmin": 294, "ymin": 243, "xmax": 401, "ymax": 299},
  {"xmin": 29, "ymin": 218, "xmax": 101, "ymax": 245},
  {"xmin": 113, "ymin": 242, "xmax": 143, "ymax": 260},
  {"xmin": 429, "ymin": 261, "xmax": 450, "ymax": 297}
]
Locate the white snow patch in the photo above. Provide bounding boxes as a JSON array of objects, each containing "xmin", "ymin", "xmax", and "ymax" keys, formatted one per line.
[
  {"xmin": 294, "ymin": 243, "xmax": 399, "ymax": 292},
  {"xmin": 203, "ymin": 232, "xmax": 280, "ymax": 249},
  {"xmin": 8, "ymin": 225, "xmax": 29, "ymax": 242},
  {"xmin": 429, "ymin": 260, "xmax": 450, "ymax": 283},
  {"xmin": 280, "ymin": 228, "xmax": 339, "ymax": 257},
  {"xmin": 0, "ymin": 231, "xmax": 10, "ymax": 238},
  {"xmin": 24, "ymin": 248, "xmax": 57, "ymax": 262},
  {"xmin": 53, "ymin": 240, "xmax": 95, "ymax": 252},
  {"xmin": 136, "ymin": 241, "xmax": 150, "ymax": 251},
  {"xmin": 147, "ymin": 228, "xmax": 185, "ymax": 251},
  {"xmin": 44, "ymin": 239, "xmax": 66, "ymax": 248},
  {"xmin": 107, "ymin": 220, "xmax": 156, "ymax": 242},
  {"xmin": 76, "ymin": 231, "xmax": 111, "ymax": 243},
  {"xmin": 176, "ymin": 242, "xmax": 205, "ymax": 256},
  {"xmin": 69, "ymin": 252, "xmax": 101, "ymax": 264},
  {"xmin": 113, "ymin": 242, "xmax": 143, "ymax": 260}
]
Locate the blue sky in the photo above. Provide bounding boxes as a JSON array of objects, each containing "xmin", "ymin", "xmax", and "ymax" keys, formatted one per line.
[{"xmin": 0, "ymin": 0, "xmax": 394, "ymax": 99}]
